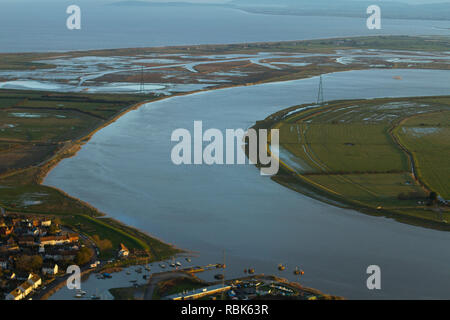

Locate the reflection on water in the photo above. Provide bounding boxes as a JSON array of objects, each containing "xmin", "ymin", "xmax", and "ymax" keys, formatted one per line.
[{"xmin": 45, "ymin": 69, "xmax": 450, "ymax": 299}]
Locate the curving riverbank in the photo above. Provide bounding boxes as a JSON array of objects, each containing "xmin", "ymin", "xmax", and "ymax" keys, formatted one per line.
[
  {"xmin": 257, "ymin": 96, "xmax": 450, "ymax": 231},
  {"xmin": 44, "ymin": 68, "xmax": 450, "ymax": 299}
]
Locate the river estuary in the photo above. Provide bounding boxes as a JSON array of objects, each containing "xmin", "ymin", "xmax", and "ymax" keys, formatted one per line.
[{"xmin": 46, "ymin": 69, "xmax": 450, "ymax": 299}]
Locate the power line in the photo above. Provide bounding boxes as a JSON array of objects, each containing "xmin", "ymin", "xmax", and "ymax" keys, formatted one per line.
[
  {"xmin": 140, "ymin": 66, "xmax": 145, "ymax": 93},
  {"xmin": 317, "ymin": 75, "xmax": 324, "ymax": 105}
]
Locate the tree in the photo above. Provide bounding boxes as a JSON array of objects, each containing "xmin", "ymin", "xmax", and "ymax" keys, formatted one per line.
[
  {"xmin": 75, "ymin": 247, "xmax": 94, "ymax": 266},
  {"xmin": 15, "ymin": 255, "xmax": 43, "ymax": 272},
  {"xmin": 48, "ymin": 223, "xmax": 60, "ymax": 235},
  {"xmin": 429, "ymin": 192, "xmax": 438, "ymax": 201},
  {"xmin": 92, "ymin": 235, "xmax": 113, "ymax": 251}
]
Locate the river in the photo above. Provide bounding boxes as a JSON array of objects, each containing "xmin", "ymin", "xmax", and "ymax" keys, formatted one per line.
[{"xmin": 45, "ymin": 68, "xmax": 450, "ymax": 299}]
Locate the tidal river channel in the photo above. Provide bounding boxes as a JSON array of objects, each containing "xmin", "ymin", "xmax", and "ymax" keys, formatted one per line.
[{"xmin": 46, "ymin": 69, "xmax": 450, "ymax": 299}]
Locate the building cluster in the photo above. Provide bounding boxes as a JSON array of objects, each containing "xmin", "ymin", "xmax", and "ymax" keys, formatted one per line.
[
  {"xmin": 165, "ymin": 279, "xmax": 320, "ymax": 301},
  {"xmin": 0, "ymin": 213, "xmax": 80, "ymax": 300}
]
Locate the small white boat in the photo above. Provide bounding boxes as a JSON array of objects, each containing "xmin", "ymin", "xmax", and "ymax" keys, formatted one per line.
[
  {"xmin": 159, "ymin": 263, "xmax": 166, "ymax": 268},
  {"xmin": 175, "ymin": 261, "xmax": 182, "ymax": 267}
]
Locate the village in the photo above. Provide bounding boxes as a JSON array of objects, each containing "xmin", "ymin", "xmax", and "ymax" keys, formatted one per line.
[{"xmin": 0, "ymin": 207, "xmax": 92, "ymax": 300}]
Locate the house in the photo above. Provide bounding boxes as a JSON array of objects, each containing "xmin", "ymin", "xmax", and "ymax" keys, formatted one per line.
[
  {"xmin": 27, "ymin": 228, "xmax": 41, "ymax": 236},
  {"xmin": 18, "ymin": 236, "xmax": 36, "ymax": 246},
  {"xmin": 44, "ymin": 249, "xmax": 63, "ymax": 261},
  {"xmin": 28, "ymin": 273, "xmax": 42, "ymax": 289},
  {"xmin": 6, "ymin": 238, "xmax": 19, "ymax": 252},
  {"xmin": 5, "ymin": 288, "xmax": 24, "ymax": 300},
  {"xmin": 3, "ymin": 271, "xmax": 16, "ymax": 280},
  {"xmin": 18, "ymin": 281, "xmax": 33, "ymax": 296},
  {"xmin": 118, "ymin": 243, "xmax": 129, "ymax": 257},
  {"xmin": 42, "ymin": 262, "xmax": 58, "ymax": 275},
  {"xmin": 0, "ymin": 257, "xmax": 9, "ymax": 269},
  {"xmin": 39, "ymin": 233, "xmax": 79, "ymax": 246},
  {"xmin": 60, "ymin": 250, "xmax": 77, "ymax": 261},
  {"xmin": 16, "ymin": 272, "xmax": 33, "ymax": 281},
  {"xmin": 41, "ymin": 220, "xmax": 52, "ymax": 227},
  {"xmin": 6, "ymin": 274, "xmax": 41, "ymax": 300},
  {"xmin": 0, "ymin": 226, "xmax": 14, "ymax": 236}
]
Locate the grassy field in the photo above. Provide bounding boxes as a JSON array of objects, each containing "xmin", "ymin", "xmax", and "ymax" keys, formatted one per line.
[
  {"xmin": 153, "ymin": 277, "xmax": 207, "ymax": 300},
  {"xmin": 269, "ymin": 96, "xmax": 450, "ymax": 227},
  {"xmin": 394, "ymin": 110, "xmax": 450, "ymax": 199},
  {"xmin": 0, "ymin": 89, "xmax": 180, "ymax": 259}
]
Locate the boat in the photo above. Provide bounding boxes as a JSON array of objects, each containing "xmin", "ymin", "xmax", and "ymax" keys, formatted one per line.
[
  {"xmin": 77, "ymin": 289, "xmax": 87, "ymax": 295},
  {"xmin": 91, "ymin": 289, "xmax": 101, "ymax": 300},
  {"xmin": 102, "ymin": 273, "xmax": 112, "ymax": 279},
  {"xmin": 294, "ymin": 267, "xmax": 304, "ymax": 276},
  {"xmin": 126, "ymin": 271, "xmax": 131, "ymax": 275},
  {"xmin": 214, "ymin": 274, "xmax": 224, "ymax": 280},
  {"xmin": 185, "ymin": 257, "xmax": 192, "ymax": 262},
  {"xmin": 175, "ymin": 261, "xmax": 182, "ymax": 267},
  {"xmin": 159, "ymin": 263, "xmax": 166, "ymax": 268},
  {"xmin": 278, "ymin": 264, "xmax": 286, "ymax": 271},
  {"xmin": 135, "ymin": 268, "xmax": 142, "ymax": 273},
  {"xmin": 74, "ymin": 293, "xmax": 83, "ymax": 298},
  {"xmin": 248, "ymin": 268, "xmax": 255, "ymax": 274},
  {"xmin": 144, "ymin": 265, "xmax": 151, "ymax": 271}
]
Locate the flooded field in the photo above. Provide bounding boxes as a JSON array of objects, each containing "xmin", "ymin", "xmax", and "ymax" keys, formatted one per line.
[{"xmin": 0, "ymin": 49, "xmax": 449, "ymax": 95}]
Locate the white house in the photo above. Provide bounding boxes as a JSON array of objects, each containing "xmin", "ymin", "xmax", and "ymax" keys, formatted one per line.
[
  {"xmin": 6, "ymin": 274, "xmax": 42, "ymax": 300},
  {"xmin": 42, "ymin": 263, "xmax": 58, "ymax": 276},
  {"xmin": 41, "ymin": 220, "xmax": 52, "ymax": 227},
  {"xmin": 118, "ymin": 243, "xmax": 129, "ymax": 258},
  {"xmin": 28, "ymin": 273, "xmax": 42, "ymax": 289},
  {"xmin": 0, "ymin": 258, "xmax": 8, "ymax": 269},
  {"xmin": 18, "ymin": 281, "xmax": 33, "ymax": 296}
]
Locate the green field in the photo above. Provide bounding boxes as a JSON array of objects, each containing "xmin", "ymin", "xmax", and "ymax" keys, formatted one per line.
[
  {"xmin": 395, "ymin": 110, "xmax": 450, "ymax": 199},
  {"xmin": 270, "ymin": 96, "xmax": 450, "ymax": 227}
]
